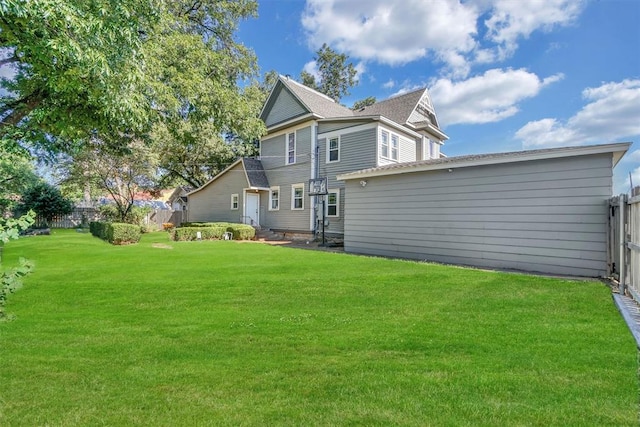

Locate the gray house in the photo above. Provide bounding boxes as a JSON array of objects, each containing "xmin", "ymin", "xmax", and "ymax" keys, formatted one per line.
[
  {"xmin": 187, "ymin": 75, "xmax": 448, "ymax": 235},
  {"xmin": 337, "ymin": 142, "xmax": 630, "ymax": 277}
]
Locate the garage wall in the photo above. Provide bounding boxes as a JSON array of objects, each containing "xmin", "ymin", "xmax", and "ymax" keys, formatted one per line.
[
  {"xmin": 188, "ymin": 162, "xmax": 247, "ymax": 223},
  {"xmin": 343, "ymin": 153, "xmax": 613, "ymax": 277}
]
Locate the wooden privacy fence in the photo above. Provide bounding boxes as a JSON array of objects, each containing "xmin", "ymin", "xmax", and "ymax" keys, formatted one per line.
[
  {"xmin": 611, "ymin": 187, "xmax": 640, "ymax": 303},
  {"xmin": 36, "ymin": 207, "xmax": 103, "ymax": 228}
]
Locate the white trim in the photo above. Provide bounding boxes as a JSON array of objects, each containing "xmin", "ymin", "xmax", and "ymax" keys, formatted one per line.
[
  {"xmin": 291, "ymin": 183, "xmax": 304, "ymax": 210},
  {"xmin": 326, "ymin": 189, "xmax": 340, "ymax": 218},
  {"xmin": 269, "ymin": 186, "xmax": 280, "ymax": 211},
  {"xmin": 243, "ymin": 191, "xmax": 260, "ymax": 225},
  {"xmin": 338, "ymin": 142, "xmax": 632, "ymax": 181},
  {"xmin": 230, "ymin": 193, "xmax": 239, "ymax": 210},
  {"xmin": 326, "ymin": 136, "xmax": 340, "ymax": 163}
]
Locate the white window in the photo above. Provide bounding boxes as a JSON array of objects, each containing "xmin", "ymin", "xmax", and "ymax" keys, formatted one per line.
[
  {"xmin": 231, "ymin": 194, "xmax": 239, "ymax": 210},
  {"xmin": 286, "ymin": 132, "xmax": 296, "ymax": 165},
  {"xmin": 327, "ymin": 137, "xmax": 340, "ymax": 163},
  {"xmin": 431, "ymin": 141, "xmax": 440, "ymax": 158},
  {"xmin": 269, "ymin": 187, "xmax": 279, "ymax": 211},
  {"xmin": 326, "ymin": 190, "xmax": 339, "ymax": 217},
  {"xmin": 380, "ymin": 130, "xmax": 389, "ymax": 158},
  {"xmin": 291, "ymin": 184, "xmax": 304, "ymax": 210},
  {"xmin": 391, "ymin": 134, "xmax": 399, "ymax": 160}
]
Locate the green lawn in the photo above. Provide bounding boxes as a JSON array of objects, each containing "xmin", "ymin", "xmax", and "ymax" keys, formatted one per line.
[{"xmin": 0, "ymin": 230, "xmax": 637, "ymax": 425}]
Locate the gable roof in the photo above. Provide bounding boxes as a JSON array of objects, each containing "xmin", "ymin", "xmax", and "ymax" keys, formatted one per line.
[
  {"xmin": 188, "ymin": 158, "xmax": 270, "ymax": 196},
  {"xmin": 242, "ymin": 158, "xmax": 270, "ymax": 189},
  {"xmin": 354, "ymin": 87, "xmax": 425, "ymax": 125},
  {"xmin": 337, "ymin": 142, "xmax": 631, "ymax": 181}
]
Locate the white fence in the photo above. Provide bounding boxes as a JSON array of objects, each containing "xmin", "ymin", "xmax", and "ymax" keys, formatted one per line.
[{"xmin": 611, "ymin": 187, "xmax": 640, "ymax": 302}]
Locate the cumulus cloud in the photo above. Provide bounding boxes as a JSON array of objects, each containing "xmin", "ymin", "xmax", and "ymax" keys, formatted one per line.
[
  {"xmin": 301, "ymin": 0, "xmax": 585, "ymax": 77},
  {"xmin": 429, "ymin": 68, "xmax": 563, "ymax": 126},
  {"xmin": 515, "ymin": 79, "xmax": 640, "ymax": 148}
]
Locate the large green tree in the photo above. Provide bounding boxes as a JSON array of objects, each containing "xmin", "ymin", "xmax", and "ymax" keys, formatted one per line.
[
  {"xmin": 18, "ymin": 181, "xmax": 73, "ymax": 227},
  {"xmin": 300, "ymin": 43, "xmax": 358, "ymax": 102},
  {"xmin": 0, "ymin": 141, "xmax": 38, "ymax": 213},
  {"xmin": 0, "ymin": 0, "xmax": 158, "ymax": 145}
]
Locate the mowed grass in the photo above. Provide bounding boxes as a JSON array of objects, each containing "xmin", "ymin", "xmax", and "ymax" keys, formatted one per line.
[{"xmin": 0, "ymin": 230, "xmax": 637, "ymax": 426}]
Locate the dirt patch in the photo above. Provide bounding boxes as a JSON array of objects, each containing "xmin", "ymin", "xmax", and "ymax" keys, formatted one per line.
[{"xmin": 152, "ymin": 243, "xmax": 173, "ymax": 250}]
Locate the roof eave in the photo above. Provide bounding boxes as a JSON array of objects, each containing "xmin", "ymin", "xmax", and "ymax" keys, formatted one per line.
[{"xmin": 337, "ymin": 142, "xmax": 632, "ymax": 181}]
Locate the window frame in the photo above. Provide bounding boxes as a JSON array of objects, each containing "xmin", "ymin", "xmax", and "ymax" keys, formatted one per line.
[
  {"xmin": 230, "ymin": 193, "xmax": 239, "ymax": 210},
  {"xmin": 326, "ymin": 189, "xmax": 339, "ymax": 217},
  {"xmin": 380, "ymin": 130, "xmax": 389, "ymax": 159},
  {"xmin": 286, "ymin": 132, "xmax": 296, "ymax": 165},
  {"xmin": 390, "ymin": 134, "xmax": 399, "ymax": 160},
  {"xmin": 291, "ymin": 184, "xmax": 304, "ymax": 210},
  {"xmin": 327, "ymin": 136, "xmax": 340, "ymax": 163},
  {"xmin": 269, "ymin": 186, "xmax": 280, "ymax": 211}
]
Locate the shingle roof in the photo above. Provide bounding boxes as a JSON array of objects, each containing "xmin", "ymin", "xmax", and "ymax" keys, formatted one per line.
[
  {"xmin": 242, "ymin": 158, "xmax": 270, "ymax": 189},
  {"xmin": 279, "ymin": 76, "xmax": 354, "ymax": 118},
  {"xmin": 354, "ymin": 88, "xmax": 425, "ymax": 125}
]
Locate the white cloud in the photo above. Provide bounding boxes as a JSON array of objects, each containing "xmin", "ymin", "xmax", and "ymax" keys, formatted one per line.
[
  {"xmin": 301, "ymin": 0, "xmax": 586, "ymax": 78},
  {"xmin": 382, "ymin": 79, "xmax": 395, "ymax": 89},
  {"xmin": 302, "ymin": 0, "xmax": 478, "ymax": 73},
  {"xmin": 515, "ymin": 79, "xmax": 640, "ymax": 148},
  {"xmin": 429, "ymin": 68, "xmax": 563, "ymax": 126},
  {"xmin": 302, "ymin": 60, "xmax": 320, "ymax": 81},
  {"xmin": 483, "ymin": 0, "xmax": 585, "ymax": 59}
]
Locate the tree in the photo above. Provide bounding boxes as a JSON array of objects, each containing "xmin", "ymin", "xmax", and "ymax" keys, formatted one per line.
[
  {"xmin": 19, "ymin": 181, "xmax": 73, "ymax": 227},
  {"xmin": 63, "ymin": 138, "xmax": 158, "ymax": 222},
  {"xmin": 352, "ymin": 96, "xmax": 377, "ymax": 111},
  {"xmin": 0, "ymin": 0, "xmax": 158, "ymax": 146},
  {"xmin": 0, "ymin": 141, "xmax": 38, "ymax": 213},
  {"xmin": 300, "ymin": 43, "xmax": 358, "ymax": 102},
  {"xmin": 145, "ymin": 0, "xmax": 266, "ymax": 187}
]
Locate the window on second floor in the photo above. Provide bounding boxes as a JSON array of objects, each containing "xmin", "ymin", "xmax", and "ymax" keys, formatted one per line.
[
  {"xmin": 327, "ymin": 137, "xmax": 340, "ymax": 163},
  {"xmin": 291, "ymin": 184, "xmax": 304, "ymax": 210},
  {"xmin": 391, "ymin": 134, "xmax": 399, "ymax": 160},
  {"xmin": 380, "ymin": 130, "xmax": 389, "ymax": 158},
  {"xmin": 269, "ymin": 187, "xmax": 279, "ymax": 211},
  {"xmin": 286, "ymin": 132, "xmax": 296, "ymax": 165}
]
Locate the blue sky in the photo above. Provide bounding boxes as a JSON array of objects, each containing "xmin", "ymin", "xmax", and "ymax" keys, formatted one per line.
[{"xmin": 238, "ymin": 0, "xmax": 640, "ymax": 193}]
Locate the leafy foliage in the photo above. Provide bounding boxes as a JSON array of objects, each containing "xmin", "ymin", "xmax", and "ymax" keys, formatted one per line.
[
  {"xmin": 0, "ymin": 210, "xmax": 35, "ymax": 320},
  {"xmin": 89, "ymin": 221, "xmax": 141, "ymax": 245},
  {"xmin": 18, "ymin": 181, "xmax": 73, "ymax": 227},
  {"xmin": 300, "ymin": 43, "xmax": 358, "ymax": 102},
  {"xmin": 351, "ymin": 96, "xmax": 377, "ymax": 110},
  {"xmin": 0, "ymin": 141, "xmax": 38, "ymax": 213}
]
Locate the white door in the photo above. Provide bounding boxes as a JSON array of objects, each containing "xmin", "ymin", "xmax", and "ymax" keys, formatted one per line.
[{"xmin": 245, "ymin": 193, "xmax": 259, "ymax": 226}]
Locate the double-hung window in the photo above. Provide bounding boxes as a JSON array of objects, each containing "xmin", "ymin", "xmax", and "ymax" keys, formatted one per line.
[
  {"xmin": 380, "ymin": 130, "xmax": 389, "ymax": 158},
  {"xmin": 286, "ymin": 132, "xmax": 296, "ymax": 165},
  {"xmin": 231, "ymin": 194, "xmax": 239, "ymax": 210},
  {"xmin": 269, "ymin": 187, "xmax": 279, "ymax": 211},
  {"xmin": 391, "ymin": 134, "xmax": 399, "ymax": 160},
  {"xmin": 328, "ymin": 137, "xmax": 339, "ymax": 163},
  {"xmin": 326, "ymin": 190, "xmax": 339, "ymax": 217},
  {"xmin": 291, "ymin": 184, "xmax": 304, "ymax": 210}
]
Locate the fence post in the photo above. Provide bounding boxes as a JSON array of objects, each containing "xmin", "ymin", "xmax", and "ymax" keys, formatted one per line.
[{"xmin": 619, "ymin": 194, "xmax": 627, "ymax": 295}]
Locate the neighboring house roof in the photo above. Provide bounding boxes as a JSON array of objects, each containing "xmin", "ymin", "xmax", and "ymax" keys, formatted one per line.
[
  {"xmin": 337, "ymin": 142, "xmax": 632, "ymax": 180},
  {"xmin": 188, "ymin": 158, "xmax": 270, "ymax": 196}
]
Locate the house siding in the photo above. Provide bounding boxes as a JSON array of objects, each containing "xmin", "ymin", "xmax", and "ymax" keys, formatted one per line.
[
  {"xmin": 265, "ymin": 89, "xmax": 307, "ymax": 127},
  {"xmin": 318, "ymin": 120, "xmax": 370, "ymax": 134},
  {"xmin": 317, "ymin": 127, "xmax": 377, "ymax": 234},
  {"xmin": 261, "ymin": 125, "xmax": 314, "ymax": 231},
  {"xmin": 188, "ymin": 162, "xmax": 247, "ymax": 223},
  {"xmin": 343, "ymin": 153, "xmax": 613, "ymax": 277}
]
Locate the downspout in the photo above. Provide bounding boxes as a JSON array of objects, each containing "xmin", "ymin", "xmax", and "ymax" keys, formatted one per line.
[{"xmin": 310, "ymin": 123, "xmax": 318, "ymax": 233}]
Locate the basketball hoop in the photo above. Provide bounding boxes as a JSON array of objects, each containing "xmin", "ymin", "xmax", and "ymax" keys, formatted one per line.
[{"xmin": 308, "ymin": 177, "xmax": 328, "ymax": 196}]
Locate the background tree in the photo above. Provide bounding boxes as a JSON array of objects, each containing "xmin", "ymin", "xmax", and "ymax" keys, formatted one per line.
[
  {"xmin": 0, "ymin": 142, "xmax": 38, "ymax": 214},
  {"xmin": 351, "ymin": 96, "xmax": 377, "ymax": 110},
  {"xmin": 62, "ymin": 139, "xmax": 159, "ymax": 223},
  {"xmin": 300, "ymin": 43, "xmax": 358, "ymax": 102},
  {"xmin": 18, "ymin": 181, "xmax": 73, "ymax": 227}
]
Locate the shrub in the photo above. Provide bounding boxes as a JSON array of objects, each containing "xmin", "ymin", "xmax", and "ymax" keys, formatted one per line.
[
  {"xmin": 171, "ymin": 222, "xmax": 255, "ymax": 241},
  {"xmin": 89, "ymin": 221, "xmax": 141, "ymax": 245},
  {"xmin": 172, "ymin": 226, "xmax": 226, "ymax": 241}
]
